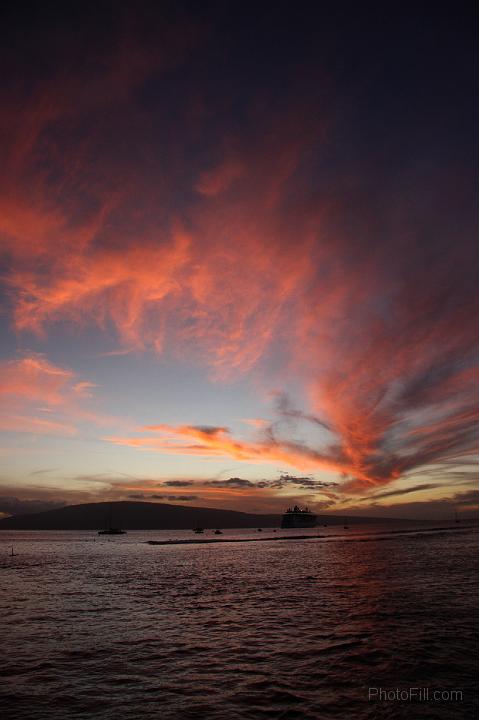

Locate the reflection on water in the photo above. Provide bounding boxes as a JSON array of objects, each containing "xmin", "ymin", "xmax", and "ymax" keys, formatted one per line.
[{"xmin": 0, "ymin": 525, "xmax": 478, "ymax": 719}]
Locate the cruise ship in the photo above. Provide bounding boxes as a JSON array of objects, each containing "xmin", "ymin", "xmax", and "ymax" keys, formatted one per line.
[{"xmin": 281, "ymin": 505, "xmax": 317, "ymax": 529}]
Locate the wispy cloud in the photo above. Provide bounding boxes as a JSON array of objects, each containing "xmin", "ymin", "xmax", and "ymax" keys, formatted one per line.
[
  {"xmin": 105, "ymin": 423, "xmax": 348, "ymax": 475},
  {"xmin": 0, "ymin": 355, "xmax": 112, "ymax": 435},
  {"xmin": 357, "ymin": 484, "xmax": 443, "ymax": 502}
]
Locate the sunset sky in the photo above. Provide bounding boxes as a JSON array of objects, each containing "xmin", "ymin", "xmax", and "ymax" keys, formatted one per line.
[{"xmin": 1, "ymin": 3, "xmax": 478, "ymax": 520}]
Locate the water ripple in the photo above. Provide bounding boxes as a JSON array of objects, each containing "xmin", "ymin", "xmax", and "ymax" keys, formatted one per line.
[{"xmin": 0, "ymin": 526, "xmax": 478, "ymax": 719}]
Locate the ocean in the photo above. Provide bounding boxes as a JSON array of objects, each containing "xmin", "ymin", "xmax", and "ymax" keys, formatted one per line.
[{"xmin": 1, "ymin": 524, "xmax": 478, "ymax": 719}]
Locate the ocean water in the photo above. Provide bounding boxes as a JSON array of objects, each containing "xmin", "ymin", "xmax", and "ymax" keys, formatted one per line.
[{"xmin": 0, "ymin": 524, "xmax": 478, "ymax": 719}]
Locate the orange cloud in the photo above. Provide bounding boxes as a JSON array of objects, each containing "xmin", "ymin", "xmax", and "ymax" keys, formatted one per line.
[
  {"xmin": 2, "ymin": 43, "xmax": 318, "ymax": 378},
  {"xmin": 0, "ymin": 415, "xmax": 77, "ymax": 436},
  {"xmin": 5, "ymin": 183, "xmax": 315, "ymax": 379},
  {"xmin": 106, "ymin": 423, "xmax": 352, "ymax": 477},
  {"xmin": 0, "ymin": 355, "xmax": 109, "ymax": 435},
  {"xmin": 0, "ymin": 356, "xmax": 75, "ymax": 404}
]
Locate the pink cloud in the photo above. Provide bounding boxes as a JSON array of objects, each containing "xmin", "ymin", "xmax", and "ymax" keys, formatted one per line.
[
  {"xmin": 0, "ymin": 355, "xmax": 108, "ymax": 435},
  {"xmin": 106, "ymin": 423, "xmax": 350, "ymax": 476}
]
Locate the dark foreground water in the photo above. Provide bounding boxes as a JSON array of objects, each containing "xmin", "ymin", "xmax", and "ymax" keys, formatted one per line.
[{"xmin": 1, "ymin": 524, "xmax": 478, "ymax": 719}]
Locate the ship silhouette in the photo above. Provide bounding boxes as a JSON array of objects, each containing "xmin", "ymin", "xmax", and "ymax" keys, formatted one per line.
[{"xmin": 280, "ymin": 505, "xmax": 317, "ymax": 529}]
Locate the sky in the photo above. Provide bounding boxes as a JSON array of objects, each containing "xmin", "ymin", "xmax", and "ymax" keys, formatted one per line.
[{"xmin": 1, "ymin": 2, "xmax": 479, "ymax": 520}]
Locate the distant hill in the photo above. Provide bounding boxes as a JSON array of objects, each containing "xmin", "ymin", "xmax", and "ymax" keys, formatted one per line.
[
  {"xmin": 0, "ymin": 501, "xmax": 283, "ymax": 530},
  {"xmin": 0, "ymin": 501, "xmax": 416, "ymax": 531}
]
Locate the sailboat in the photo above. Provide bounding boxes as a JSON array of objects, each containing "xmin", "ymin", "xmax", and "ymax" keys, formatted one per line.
[{"xmin": 98, "ymin": 504, "xmax": 127, "ymax": 535}]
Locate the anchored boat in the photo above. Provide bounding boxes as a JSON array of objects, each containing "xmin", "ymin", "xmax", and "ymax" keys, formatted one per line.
[
  {"xmin": 98, "ymin": 504, "xmax": 127, "ymax": 535},
  {"xmin": 98, "ymin": 527, "xmax": 126, "ymax": 535}
]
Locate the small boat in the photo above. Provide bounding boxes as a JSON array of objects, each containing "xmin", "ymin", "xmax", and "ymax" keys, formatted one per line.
[
  {"xmin": 98, "ymin": 527, "xmax": 126, "ymax": 535},
  {"xmin": 98, "ymin": 504, "xmax": 126, "ymax": 535},
  {"xmin": 214, "ymin": 529, "xmax": 223, "ymax": 535},
  {"xmin": 193, "ymin": 527, "xmax": 204, "ymax": 534}
]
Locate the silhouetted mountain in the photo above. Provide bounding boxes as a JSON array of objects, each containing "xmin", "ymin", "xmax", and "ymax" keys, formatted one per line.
[
  {"xmin": 0, "ymin": 501, "xmax": 282, "ymax": 530},
  {"xmin": 0, "ymin": 501, "xmax": 416, "ymax": 530}
]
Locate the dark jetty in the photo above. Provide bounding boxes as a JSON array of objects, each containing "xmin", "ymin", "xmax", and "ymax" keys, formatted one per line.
[
  {"xmin": 145, "ymin": 523, "xmax": 479, "ymax": 547},
  {"xmin": 146, "ymin": 534, "xmax": 317, "ymax": 546}
]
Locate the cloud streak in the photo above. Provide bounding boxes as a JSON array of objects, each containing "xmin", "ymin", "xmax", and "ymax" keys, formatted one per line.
[
  {"xmin": 0, "ymin": 355, "xmax": 111, "ymax": 435},
  {"xmin": 106, "ymin": 423, "xmax": 348, "ymax": 476}
]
